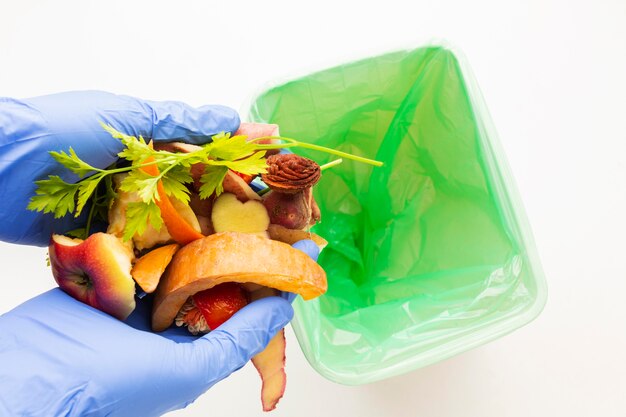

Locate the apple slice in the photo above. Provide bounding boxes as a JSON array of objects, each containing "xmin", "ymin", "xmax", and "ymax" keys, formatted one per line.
[
  {"xmin": 131, "ymin": 243, "xmax": 180, "ymax": 293},
  {"xmin": 252, "ymin": 329, "xmax": 287, "ymax": 412},
  {"xmin": 49, "ymin": 233, "xmax": 136, "ymax": 320}
]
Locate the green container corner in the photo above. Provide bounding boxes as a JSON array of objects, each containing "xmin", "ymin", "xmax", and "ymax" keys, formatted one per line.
[{"xmin": 247, "ymin": 45, "xmax": 547, "ymax": 385}]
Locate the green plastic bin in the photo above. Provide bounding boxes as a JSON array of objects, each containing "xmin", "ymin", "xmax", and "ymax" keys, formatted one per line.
[{"xmin": 248, "ymin": 45, "xmax": 547, "ymax": 385}]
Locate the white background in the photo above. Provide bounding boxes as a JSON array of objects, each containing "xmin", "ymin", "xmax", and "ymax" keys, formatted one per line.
[{"xmin": 1, "ymin": 1, "xmax": 625, "ymax": 416}]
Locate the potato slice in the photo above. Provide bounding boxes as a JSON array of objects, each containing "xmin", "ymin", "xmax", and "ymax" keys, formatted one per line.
[{"xmin": 212, "ymin": 193, "xmax": 269, "ymax": 234}]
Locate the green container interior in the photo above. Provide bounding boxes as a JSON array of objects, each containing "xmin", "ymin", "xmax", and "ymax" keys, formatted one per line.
[{"xmin": 248, "ymin": 46, "xmax": 547, "ymax": 385}]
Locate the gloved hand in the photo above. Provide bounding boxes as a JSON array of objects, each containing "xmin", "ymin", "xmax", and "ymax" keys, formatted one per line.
[
  {"xmin": 0, "ymin": 91, "xmax": 240, "ymax": 246},
  {"xmin": 0, "ymin": 289, "xmax": 292, "ymax": 417},
  {"xmin": 0, "ymin": 240, "xmax": 319, "ymax": 416},
  {"xmin": 284, "ymin": 239, "xmax": 320, "ymax": 302},
  {"xmin": 0, "ymin": 90, "xmax": 322, "ymax": 416}
]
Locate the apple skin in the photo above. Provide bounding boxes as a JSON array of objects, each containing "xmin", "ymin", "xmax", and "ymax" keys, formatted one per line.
[
  {"xmin": 252, "ymin": 328, "xmax": 287, "ymax": 412},
  {"xmin": 49, "ymin": 233, "xmax": 136, "ymax": 320},
  {"xmin": 249, "ymin": 288, "xmax": 286, "ymax": 411}
]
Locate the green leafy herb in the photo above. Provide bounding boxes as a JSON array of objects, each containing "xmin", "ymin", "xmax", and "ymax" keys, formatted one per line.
[
  {"xmin": 27, "ymin": 176, "xmax": 80, "ymax": 218},
  {"xmin": 123, "ymin": 202, "xmax": 163, "ymax": 241},
  {"xmin": 29, "ymin": 123, "xmax": 382, "ymax": 241},
  {"xmin": 50, "ymin": 148, "xmax": 99, "ymax": 178},
  {"xmin": 76, "ymin": 177, "xmax": 102, "ymax": 216},
  {"xmin": 209, "ymin": 132, "xmax": 259, "ymax": 161},
  {"xmin": 160, "ymin": 165, "xmax": 193, "ymax": 203},
  {"xmin": 207, "ymin": 150, "xmax": 267, "ymax": 175},
  {"xmin": 119, "ymin": 169, "xmax": 161, "ymax": 204},
  {"xmin": 102, "ymin": 123, "xmax": 152, "ymax": 164},
  {"xmin": 199, "ymin": 165, "xmax": 229, "ymax": 199}
]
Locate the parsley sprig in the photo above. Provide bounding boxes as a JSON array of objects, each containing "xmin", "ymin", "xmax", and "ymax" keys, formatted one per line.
[
  {"xmin": 28, "ymin": 123, "xmax": 382, "ymax": 240},
  {"xmin": 28, "ymin": 124, "xmax": 270, "ymax": 239}
]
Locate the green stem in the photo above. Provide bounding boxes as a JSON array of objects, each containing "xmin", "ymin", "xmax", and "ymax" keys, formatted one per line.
[
  {"xmin": 251, "ymin": 136, "xmax": 383, "ymax": 167},
  {"xmin": 320, "ymin": 159, "xmax": 343, "ymax": 171},
  {"xmin": 84, "ymin": 185, "xmax": 98, "ymax": 238},
  {"xmin": 155, "ymin": 160, "xmax": 178, "ymax": 180},
  {"xmin": 89, "ymin": 157, "xmax": 176, "ymax": 174},
  {"xmin": 105, "ymin": 157, "xmax": 179, "ymax": 175}
]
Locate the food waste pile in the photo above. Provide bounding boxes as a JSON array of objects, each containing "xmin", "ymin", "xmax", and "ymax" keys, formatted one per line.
[{"xmin": 29, "ymin": 122, "xmax": 381, "ymax": 411}]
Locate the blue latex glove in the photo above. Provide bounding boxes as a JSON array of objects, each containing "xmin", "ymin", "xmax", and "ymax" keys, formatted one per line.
[
  {"xmin": 0, "ymin": 90, "xmax": 322, "ymax": 415},
  {"xmin": 285, "ymin": 240, "xmax": 320, "ymax": 302},
  {"xmin": 0, "ymin": 289, "xmax": 293, "ymax": 416},
  {"xmin": 0, "ymin": 91, "xmax": 240, "ymax": 246},
  {"xmin": 0, "ymin": 240, "xmax": 319, "ymax": 416}
]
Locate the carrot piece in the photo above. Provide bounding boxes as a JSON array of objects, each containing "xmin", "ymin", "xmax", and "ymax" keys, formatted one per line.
[
  {"xmin": 155, "ymin": 181, "xmax": 204, "ymax": 244},
  {"xmin": 140, "ymin": 153, "xmax": 159, "ymax": 177},
  {"xmin": 140, "ymin": 153, "xmax": 204, "ymax": 245}
]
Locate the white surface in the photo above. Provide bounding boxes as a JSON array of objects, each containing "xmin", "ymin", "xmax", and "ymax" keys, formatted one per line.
[{"xmin": 1, "ymin": 1, "xmax": 625, "ymax": 416}]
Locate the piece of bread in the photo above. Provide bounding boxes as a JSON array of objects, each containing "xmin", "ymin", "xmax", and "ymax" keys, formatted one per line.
[{"xmin": 152, "ymin": 232, "xmax": 327, "ymax": 332}]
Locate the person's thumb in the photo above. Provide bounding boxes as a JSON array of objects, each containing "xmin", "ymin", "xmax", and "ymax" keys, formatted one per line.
[
  {"xmin": 186, "ymin": 296, "xmax": 293, "ymax": 389},
  {"xmin": 292, "ymin": 239, "xmax": 320, "ymax": 262}
]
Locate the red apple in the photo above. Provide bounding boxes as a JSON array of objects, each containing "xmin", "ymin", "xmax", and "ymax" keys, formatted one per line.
[{"xmin": 49, "ymin": 233, "xmax": 136, "ymax": 320}]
